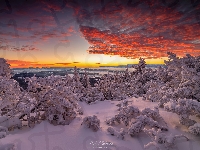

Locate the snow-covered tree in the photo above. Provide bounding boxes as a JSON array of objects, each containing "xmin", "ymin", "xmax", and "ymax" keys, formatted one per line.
[
  {"xmin": 106, "ymin": 104, "xmax": 140, "ymax": 126},
  {"xmin": 132, "ymin": 58, "xmax": 146, "ymax": 74},
  {"xmin": 0, "ymin": 59, "xmax": 23, "ymax": 117},
  {"xmin": 0, "ymin": 77, "xmax": 22, "ymax": 116},
  {"xmin": 95, "ymin": 74, "xmax": 127, "ymax": 100},
  {"xmin": 144, "ymin": 53, "xmax": 200, "ymax": 108},
  {"xmin": 81, "ymin": 71, "xmax": 91, "ymax": 88},
  {"xmin": 24, "ymin": 75, "xmax": 83, "ymax": 126},
  {"xmin": 131, "ymin": 58, "xmax": 158, "ymax": 96},
  {"xmin": 79, "ymin": 71, "xmax": 104, "ymax": 104},
  {"xmin": 73, "ymin": 67, "xmax": 85, "ymax": 93},
  {"xmin": 79, "ymin": 86, "xmax": 104, "ymax": 104},
  {"xmin": 0, "ymin": 58, "xmax": 11, "ymax": 78}
]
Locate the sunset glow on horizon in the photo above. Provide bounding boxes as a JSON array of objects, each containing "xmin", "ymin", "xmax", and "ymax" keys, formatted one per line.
[{"xmin": 0, "ymin": 0, "xmax": 200, "ymax": 68}]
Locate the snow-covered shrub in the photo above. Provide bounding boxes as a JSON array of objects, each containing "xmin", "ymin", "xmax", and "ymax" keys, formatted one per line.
[
  {"xmin": 71, "ymin": 67, "xmax": 97, "ymax": 101},
  {"xmin": 141, "ymin": 107, "xmax": 168, "ymax": 128},
  {"xmin": 0, "ymin": 58, "xmax": 11, "ymax": 78},
  {"xmin": 131, "ymin": 59, "xmax": 158, "ymax": 96},
  {"xmin": 144, "ymin": 82, "xmax": 176, "ymax": 107},
  {"xmin": 79, "ymin": 86, "xmax": 104, "ymax": 104},
  {"xmin": 45, "ymin": 95, "xmax": 79, "ymax": 125},
  {"xmin": 81, "ymin": 115, "xmax": 100, "ymax": 132},
  {"xmin": 164, "ymin": 98, "xmax": 200, "ymax": 127},
  {"xmin": 189, "ymin": 123, "xmax": 200, "ymax": 135},
  {"xmin": 0, "ymin": 132, "xmax": 6, "ymax": 139},
  {"xmin": 128, "ymin": 115, "xmax": 168, "ymax": 137},
  {"xmin": 0, "ymin": 77, "xmax": 22, "ymax": 115},
  {"xmin": 144, "ymin": 80, "xmax": 167, "ymax": 103},
  {"xmin": 25, "ymin": 75, "xmax": 83, "ymax": 126},
  {"xmin": 144, "ymin": 53, "xmax": 200, "ymax": 110},
  {"xmin": 144, "ymin": 128, "xmax": 189, "ymax": 150},
  {"xmin": 2, "ymin": 91, "xmax": 43, "ymax": 128},
  {"xmin": 164, "ymin": 52, "xmax": 182, "ymax": 89},
  {"xmin": 155, "ymin": 66, "xmax": 171, "ymax": 83},
  {"xmin": 107, "ymin": 101, "xmax": 167, "ymax": 137},
  {"xmin": 106, "ymin": 105, "xmax": 140, "ymax": 126},
  {"xmin": 79, "ymin": 71, "xmax": 104, "ymax": 104},
  {"xmin": 107, "ymin": 127, "xmax": 126, "ymax": 140},
  {"xmin": 141, "ymin": 107, "xmax": 160, "ymax": 118},
  {"xmin": 79, "ymin": 59, "xmax": 157, "ymax": 100},
  {"xmin": 175, "ymin": 63, "xmax": 200, "ymax": 100},
  {"xmin": 0, "ymin": 64, "xmax": 85, "ymax": 128},
  {"xmin": 96, "ymin": 74, "xmax": 127, "ymax": 100},
  {"xmin": 72, "ymin": 66, "xmax": 85, "ymax": 94}
]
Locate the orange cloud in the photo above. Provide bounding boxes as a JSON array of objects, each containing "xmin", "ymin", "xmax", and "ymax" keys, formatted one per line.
[
  {"xmin": 7, "ymin": 60, "xmax": 56, "ymax": 68},
  {"xmin": 55, "ymin": 62, "xmax": 71, "ymax": 65}
]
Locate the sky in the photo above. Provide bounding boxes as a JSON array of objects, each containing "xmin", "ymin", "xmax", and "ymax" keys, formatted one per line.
[{"xmin": 0, "ymin": 0, "xmax": 200, "ymax": 68}]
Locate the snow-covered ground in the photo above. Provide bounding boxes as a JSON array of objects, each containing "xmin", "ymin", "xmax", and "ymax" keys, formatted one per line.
[{"xmin": 1, "ymin": 97, "xmax": 200, "ymax": 150}]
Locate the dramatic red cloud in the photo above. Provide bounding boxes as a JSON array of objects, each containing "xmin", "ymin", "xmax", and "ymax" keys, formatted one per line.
[
  {"xmin": 1, "ymin": 0, "xmax": 200, "ymax": 64},
  {"xmin": 76, "ymin": 0, "xmax": 200, "ymax": 58}
]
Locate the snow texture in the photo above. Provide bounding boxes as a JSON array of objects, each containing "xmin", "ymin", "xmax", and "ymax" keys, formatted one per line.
[
  {"xmin": 0, "ymin": 143, "xmax": 15, "ymax": 150},
  {"xmin": 0, "ymin": 117, "xmax": 22, "ymax": 130}
]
